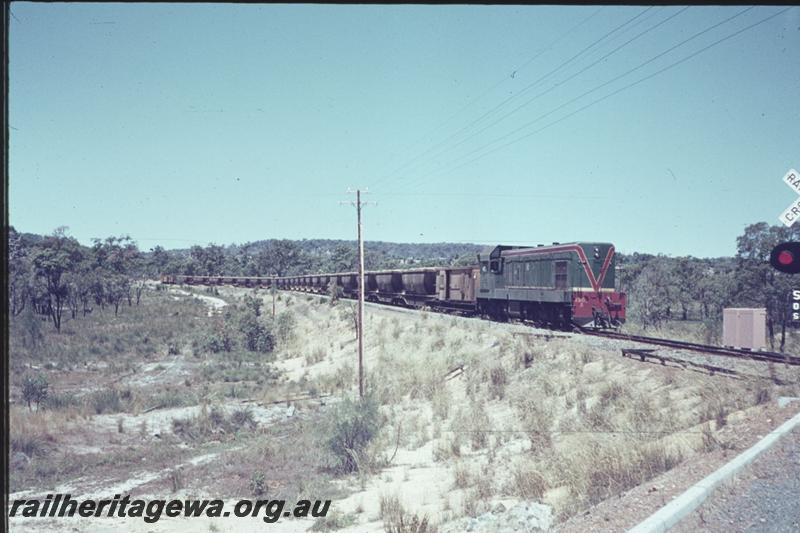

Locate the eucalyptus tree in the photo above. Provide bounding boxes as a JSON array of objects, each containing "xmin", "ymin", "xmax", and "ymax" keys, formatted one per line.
[{"xmin": 31, "ymin": 228, "xmax": 85, "ymax": 331}]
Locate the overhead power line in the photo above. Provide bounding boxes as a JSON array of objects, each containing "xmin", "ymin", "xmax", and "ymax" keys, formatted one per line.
[
  {"xmin": 373, "ymin": 7, "xmax": 654, "ymax": 189},
  {"xmin": 411, "ymin": 6, "xmax": 690, "ymax": 170},
  {"xmin": 396, "ymin": 6, "xmax": 778, "ymax": 194},
  {"xmin": 368, "ymin": 6, "xmax": 607, "ymax": 190}
]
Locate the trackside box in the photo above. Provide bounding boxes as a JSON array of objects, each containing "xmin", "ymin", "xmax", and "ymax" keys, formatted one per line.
[{"xmin": 722, "ymin": 308, "xmax": 766, "ymax": 350}]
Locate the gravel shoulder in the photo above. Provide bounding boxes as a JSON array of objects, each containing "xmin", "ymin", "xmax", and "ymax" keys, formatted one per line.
[{"xmin": 670, "ymin": 425, "xmax": 800, "ymax": 533}]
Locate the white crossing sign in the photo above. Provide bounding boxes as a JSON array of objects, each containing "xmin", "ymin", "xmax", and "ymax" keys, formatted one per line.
[
  {"xmin": 779, "ymin": 169, "xmax": 800, "ymax": 227},
  {"xmin": 792, "ymin": 289, "xmax": 800, "ymax": 321}
]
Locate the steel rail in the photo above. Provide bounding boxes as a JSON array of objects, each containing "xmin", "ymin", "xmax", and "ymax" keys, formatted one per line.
[{"xmin": 579, "ymin": 327, "xmax": 800, "ymax": 366}]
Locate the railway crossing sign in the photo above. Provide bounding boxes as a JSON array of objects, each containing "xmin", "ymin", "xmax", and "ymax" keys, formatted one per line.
[{"xmin": 779, "ymin": 168, "xmax": 800, "ymax": 227}]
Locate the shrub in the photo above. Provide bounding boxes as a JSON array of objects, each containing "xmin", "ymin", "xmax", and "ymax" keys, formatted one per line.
[
  {"xmin": 43, "ymin": 391, "xmax": 80, "ymax": 410},
  {"xmin": 754, "ymin": 387, "xmax": 771, "ymax": 405},
  {"xmin": 19, "ymin": 305, "xmax": 44, "ymax": 349},
  {"xmin": 230, "ymin": 407, "xmax": 258, "ymax": 430},
  {"xmin": 701, "ymin": 401, "xmax": 729, "ymax": 429},
  {"xmin": 242, "ymin": 294, "xmax": 263, "ymax": 317},
  {"xmin": 21, "ymin": 374, "xmax": 49, "ymax": 411},
  {"xmin": 88, "ymin": 388, "xmax": 131, "ymax": 414},
  {"xmin": 451, "ymin": 403, "xmax": 491, "ymax": 451},
  {"xmin": 209, "ymin": 405, "xmax": 227, "ymax": 428},
  {"xmin": 274, "ymin": 311, "xmax": 297, "ymax": 346},
  {"xmin": 509, "ymin": 460, "xmax": 547, "ymax": 499},
  {"xmin": 310, "ymin": 511, "xmax": 356, "ymax": 532},
  {"xmin": 379, "ymin": 493, "xmax": 405, "ymax": 524},
  {"xmin": 249, "ymin": 471, "xmax": 268, "ymax": 496},
  {"xmin": 306, "ymin": 346, "xmax": 326, "ymax": 365},
  {"xmin": 453, "ymin": 462, "xmax": 473, "ymax": 489},
  {"xmin": 236, "ymin": 311, "xmax": 275, "ymax": 353},
  {"xmin": 170, "ymin": 468, "xmax": 184, "ymax": 492},
  {"xmin": 11, "ymin": 433, "xmax": 46, "ymax": 457},
  {"xmin": 521, "ymin": 403, "xmax": 553, "ymax": 453},
  {"xmin": 598, "ymin": 381, "xmax": 626, "ymax": 407},
  {"xmin": 431, "ymin": 387, "xmax": 451, "ymax": 420},
  {"xmin": 488, "ymin": 365, "xmax": 507, "ymax": 400},
  {"xmin": 327, "ymin": 281, "xmax": 342, "ymax": 305},
  {"xmin": 381, "ymin": 501, "xmax": 437, "ymax": 532},
  {"xmin": 433, "ymin": 435, "xmax": 462, "ymax": 462},
  {"xmin": 323, "ymin": 395, "xmax": 382, "ymax": 474},
  {"xmin": 171, "ymin": 416, "xmax": 206, "ymax": 441},
  {"xmin": 149, "ymin": 389, "xmax": 195, "ymax": 410},
  {"xmin": 201, "ymin": 324, "xmax": 235, "ymax": 353}
]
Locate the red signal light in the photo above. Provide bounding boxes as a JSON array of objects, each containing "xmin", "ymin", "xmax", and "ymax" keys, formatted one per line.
[{"xmin": 771, "ymin": 242, "xmax": 800, "ymax": 274}]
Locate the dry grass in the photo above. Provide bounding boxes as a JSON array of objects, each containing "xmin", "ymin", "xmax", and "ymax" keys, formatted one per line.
[
  {"xmin": 17, "ymin": 283, "xmax": 785, "ymax": 530},
  {"xmin": 448, "ymin": 402, "xmax": 492, "ymax": 451},
  {"xmin": 452, "ymin": 461, "xmax": 473, "ymax": 489},
  {"xmin": 379, "ymin": 492, "xmax": 405, "ymax": 523},
  {"xmin": 282, "ymin": 303, "xmax": 766, "ymax": 523},
  {"xmin": 170, "ymin": 403, "xmax": 259, "ymax": 443},
  {"xmin": 508, "ymin": 459, "xmax": 548, "ymax": 499},
  {"xmin": 9, "ymin": 407, "xmax": 70, "ymax": 458},
  {"xmin": 306, "ymin": 345, "xmax": 327, "ymax": 365},
  {"xmin": 9, "ymin": 289, "xmax": 208, "ymax": 374},
  {"xmin": 212, "ymin": 292, "xmax": 800, "ymax": 528},
  {"xmin": 380, "ymin": 492, "xmax": 438, "ymax": 533}
]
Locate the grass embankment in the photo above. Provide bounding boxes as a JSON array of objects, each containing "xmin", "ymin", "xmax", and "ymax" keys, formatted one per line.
[
  {"xmin": 232, "ymin": 290, "xmax": 800, "ymax": 528},
  {"xmin": 12, "ymin": 286, "xmax": 799, "ymax": 531}
]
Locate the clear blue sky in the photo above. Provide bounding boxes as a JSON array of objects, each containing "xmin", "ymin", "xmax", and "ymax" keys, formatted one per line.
[{"xmin": 9, "ymin": 4, "xmax": 800, "ymax": 257}]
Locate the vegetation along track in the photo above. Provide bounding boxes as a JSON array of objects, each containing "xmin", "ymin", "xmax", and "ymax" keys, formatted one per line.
[{"xmin": 176, "ymin": 277, "xmax": 800, "ymax": 369}]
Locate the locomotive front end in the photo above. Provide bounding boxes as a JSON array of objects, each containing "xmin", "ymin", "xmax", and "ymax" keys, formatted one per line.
[
  {"xmin": 571, "ymin": 289, "xmax": 626, "ymax": 327},
  {"xmin": 568, "ymin": 243, "xmax": 626, "ymax": 328}
]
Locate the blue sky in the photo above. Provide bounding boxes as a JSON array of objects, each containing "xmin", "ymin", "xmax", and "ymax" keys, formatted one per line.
[{"xmin": 9, "ymin": 4, "xmax": 800, "ymax": 257}]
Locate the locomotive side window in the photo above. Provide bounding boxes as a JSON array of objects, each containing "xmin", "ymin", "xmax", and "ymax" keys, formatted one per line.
[{"xmin": 554, "ymin": 261, "xmax": 567, "ymax": 289}]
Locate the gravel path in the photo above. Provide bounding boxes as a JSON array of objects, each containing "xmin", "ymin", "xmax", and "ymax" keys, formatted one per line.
[{"xmin": 672, "ymin": 427, "xmax": 800, "ymax": 533}]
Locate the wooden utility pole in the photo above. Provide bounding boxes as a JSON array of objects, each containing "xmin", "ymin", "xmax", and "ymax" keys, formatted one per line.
[
  {"xmin": 271, "ymin": 276, "xmax": 276, "ymax": 319},
  {"xmin": 342, "ymin": 189, "xmax": 373, "ymax": 398},
  {"xmin": 356, "ymin": 190, "xmax": 366, "ymax": 399}
]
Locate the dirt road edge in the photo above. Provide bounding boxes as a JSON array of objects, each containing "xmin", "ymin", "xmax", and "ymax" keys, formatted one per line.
[{"xmin": 629, "ymin": 406, "xmax": 800, "ymax": 533}]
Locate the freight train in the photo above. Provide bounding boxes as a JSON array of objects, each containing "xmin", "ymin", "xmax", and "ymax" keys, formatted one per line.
[{"xmin": 160, "ymin": 242, "xmax": 626, "ymax": 328}]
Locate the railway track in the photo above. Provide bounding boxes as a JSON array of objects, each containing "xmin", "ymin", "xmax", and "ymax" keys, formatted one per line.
[
  {"xmin": 577, "ymin": 327, "xmax": 800, "ymax": 366},
  {"xmin": 178, "ymin": 282, "xmax": 800, "ymax": 368}
]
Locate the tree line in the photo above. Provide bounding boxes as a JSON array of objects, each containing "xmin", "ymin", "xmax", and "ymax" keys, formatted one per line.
[
  {"xmin": 8, "ymin": 228, "xmax": 480, "ymax": 333},
  {"xmin": 11, "ymin": 223, "xmax": 800, "ymax": 350},
  {"xmin": 619, "ymin": 222, "xmax": 800, "ymax": 350},
  {"xmin": 157, "ymin": 239, "xmax": 483, "ymax": 277},
  {"xmin": 9, "ymin": 227, "xmax": 158, "ymax": 332}
]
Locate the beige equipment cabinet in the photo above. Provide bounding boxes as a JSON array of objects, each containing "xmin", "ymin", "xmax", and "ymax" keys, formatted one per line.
[{"xmin": 722, "ymin": 308, "xmax": 767, "ymax": 350}]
